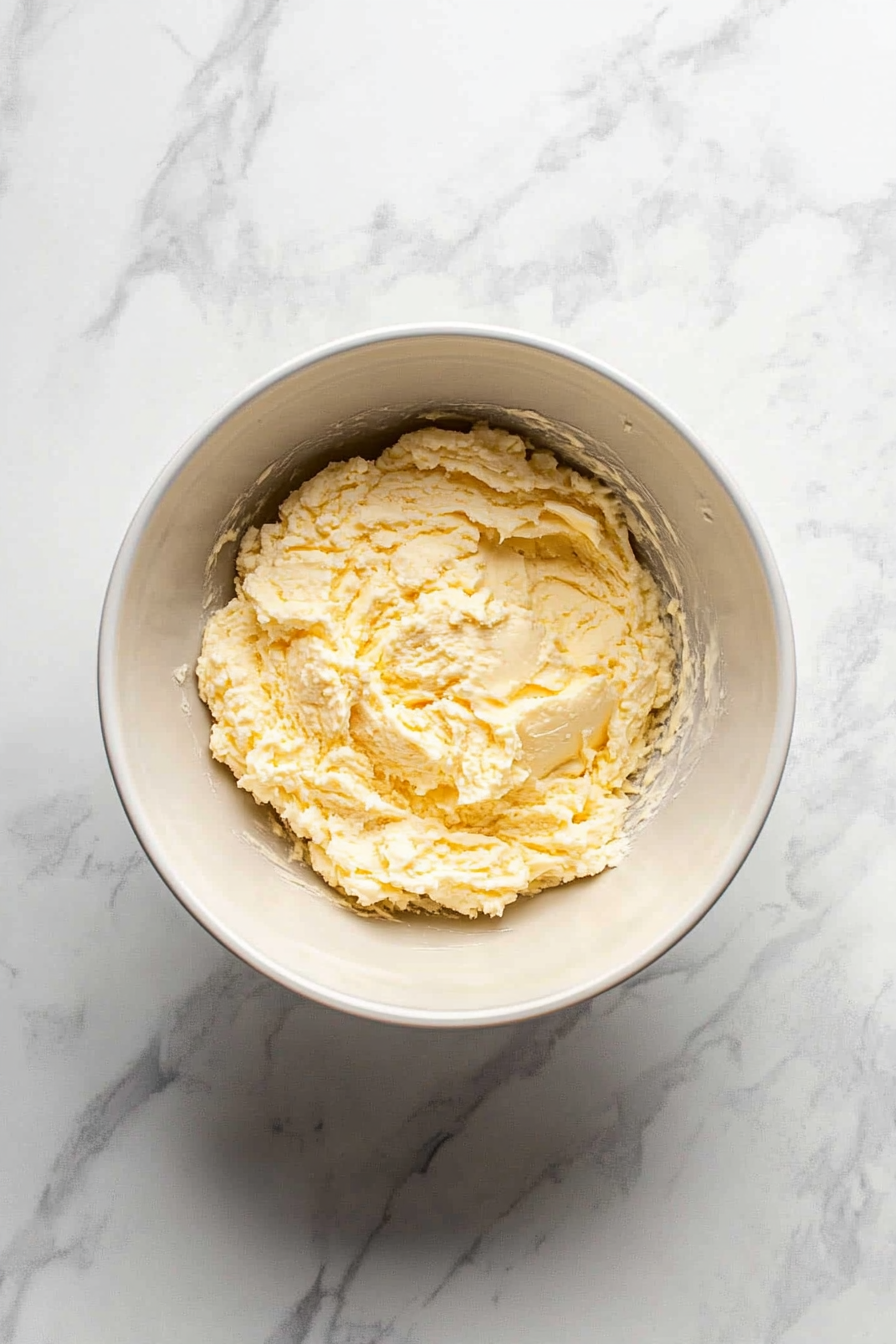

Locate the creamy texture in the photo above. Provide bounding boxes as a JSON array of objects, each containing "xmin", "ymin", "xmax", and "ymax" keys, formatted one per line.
[{"xmin": 197, "ymin": 425, "xmax": 676, "ymax": 918}]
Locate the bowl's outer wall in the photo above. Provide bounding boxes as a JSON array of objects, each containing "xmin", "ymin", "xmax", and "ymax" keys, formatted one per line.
[{"xmin": 100, "ymin": 330, "xmax": 794, "ymax": 1026}]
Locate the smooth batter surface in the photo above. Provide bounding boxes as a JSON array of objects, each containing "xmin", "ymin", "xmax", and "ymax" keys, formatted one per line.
[{"xmin": 197, "ymin": 425, "xmax": 676, "ymax": 917}]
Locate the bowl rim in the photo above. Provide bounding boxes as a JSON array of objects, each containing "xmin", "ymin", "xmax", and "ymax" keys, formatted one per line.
[{"xmin": 98, "ymin": 322, "xmax": 797, "ymax": 1028}]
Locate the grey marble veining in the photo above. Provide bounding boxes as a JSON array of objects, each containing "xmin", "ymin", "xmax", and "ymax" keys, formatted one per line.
[{"xmin": 3, "ymin": 0, "xmax": 896, "ymax": 1340}]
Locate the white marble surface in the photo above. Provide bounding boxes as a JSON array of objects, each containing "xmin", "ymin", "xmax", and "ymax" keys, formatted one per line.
[{"xmin": 2, "ymin": 0, "xmax": 896, "ymax": 1339}]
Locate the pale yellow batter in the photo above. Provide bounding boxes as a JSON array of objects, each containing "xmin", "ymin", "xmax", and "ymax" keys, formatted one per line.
[{"xmin": 197, "ymin": 425, "xmax": 676, "ymax": 917}]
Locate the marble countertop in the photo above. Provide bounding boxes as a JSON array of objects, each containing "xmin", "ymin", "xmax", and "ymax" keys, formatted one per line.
[{"xmin": 3, "ymin": 1, "xmax": 896, "ymax": 1340}]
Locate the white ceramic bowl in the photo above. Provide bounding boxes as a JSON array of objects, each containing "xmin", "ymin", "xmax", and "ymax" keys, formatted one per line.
[{"xmin": 99, "ymin": 326, "xmax": 795, "ymax": 1027}]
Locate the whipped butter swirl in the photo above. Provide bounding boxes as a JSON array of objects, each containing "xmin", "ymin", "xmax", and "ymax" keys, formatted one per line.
[{"xmin": 197, "ymin": 424, "xmax": 676, "ymax": 917}]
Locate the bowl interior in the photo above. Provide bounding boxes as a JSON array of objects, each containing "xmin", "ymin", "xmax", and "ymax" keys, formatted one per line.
[{"xmin": 101, "ymin": 332, "xmax": 793, "ymax": 1024}]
